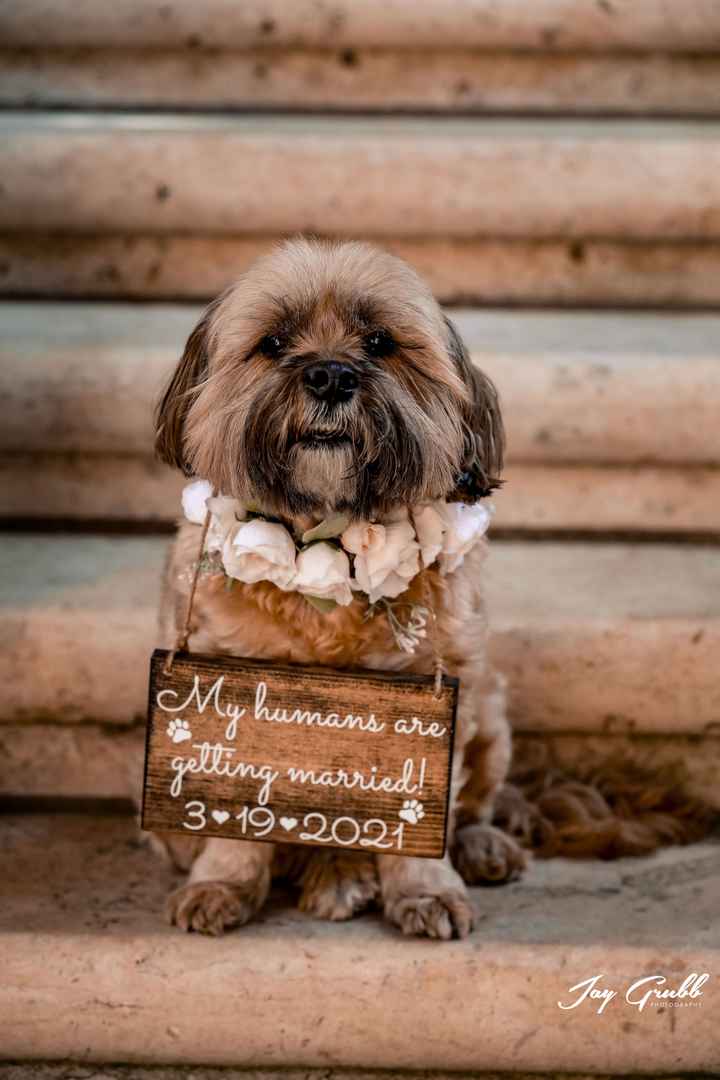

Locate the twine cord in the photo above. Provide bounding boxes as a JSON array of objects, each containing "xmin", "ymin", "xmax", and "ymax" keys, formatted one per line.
[
  {"xmin": 163, "ymin": 496, "xmax": 215, "ymax": 674},
  {"xmin": 408, "ymin": 508, "xmax": 446, "ymax": 699}
]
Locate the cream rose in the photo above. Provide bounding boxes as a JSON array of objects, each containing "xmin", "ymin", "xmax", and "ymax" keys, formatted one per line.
[
  {"xmin": 181, "ymin": 478, "xmax": 213, "ymax": 525},
  {"xmin": 438, "ymin": 502, "xmax": 492, "ymax": 574},
  {"xmin": 342, "ymin": 519, "xmax": 420, "ymax": 603},
  {"xmin": 412, "ymin": 502, "xmax": 446, "ymax": 568},
  {"xmin": 205, "ymin": 495, "xmax": 244, "ymax": 554},
  {"xmin": 222, "ymin": 519, "xmax": 296, "ymax": 589},
  {"xmin": 294, "ymin": 542, "xmax": 354, "ymax": 607}
]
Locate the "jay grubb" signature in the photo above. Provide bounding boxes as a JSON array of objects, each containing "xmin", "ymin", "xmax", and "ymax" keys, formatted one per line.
[{"xmin": 558, "ymin": 973, "xmax": 709, "ymax": 1014}]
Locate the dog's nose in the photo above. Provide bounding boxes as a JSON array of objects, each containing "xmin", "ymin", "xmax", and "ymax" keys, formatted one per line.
[{"xmin": 303, "ymin": 361, "xmax": 358, "ymax": 404}]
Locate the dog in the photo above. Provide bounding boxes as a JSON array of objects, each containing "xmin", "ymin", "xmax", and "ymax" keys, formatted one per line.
[{"xmin": 151, "ymin": 237, "xmax": 528, "ymax": 939}]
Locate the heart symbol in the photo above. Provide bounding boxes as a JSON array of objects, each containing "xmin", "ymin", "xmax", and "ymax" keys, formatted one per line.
[
  {"xmin": 211, "ymin": 809, "xmax": 230, "ymax": 825},
  {"xmin": 280, "ymin": 816, "xmax": 298, "ymax": 832}
]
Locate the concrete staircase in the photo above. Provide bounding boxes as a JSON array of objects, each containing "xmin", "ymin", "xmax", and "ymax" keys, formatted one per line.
[{"xmin": 0, "ymin": 1, "xmax": 718, "ymax": 1072}]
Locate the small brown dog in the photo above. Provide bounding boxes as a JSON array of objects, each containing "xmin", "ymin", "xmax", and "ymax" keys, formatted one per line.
[{"xmin": 152, "ymin": 237, "xmax": 526, "ymax": 939}]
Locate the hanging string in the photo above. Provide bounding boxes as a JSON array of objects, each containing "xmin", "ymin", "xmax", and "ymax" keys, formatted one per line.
[
  {"xmin": 408, "ymin": 508, "xmax": 446, "ymax": 699},
  {"xmin": 419, "ymin": 571, "xmax": 446, "ymax": 699},
  {"xmin": 163, "ymin": 493, "xmax": 215, "ymax": 674}
]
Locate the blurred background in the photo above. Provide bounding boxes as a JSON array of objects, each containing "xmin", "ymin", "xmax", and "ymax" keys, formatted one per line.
[{"xmin": 0, "ymin": 0, "xmax": 719, "ymax": 1070}]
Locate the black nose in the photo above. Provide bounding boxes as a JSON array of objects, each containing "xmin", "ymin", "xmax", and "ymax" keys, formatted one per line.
[{"xmin": 303, "ymin": 361, "xmax": 359, "ymax": 404}]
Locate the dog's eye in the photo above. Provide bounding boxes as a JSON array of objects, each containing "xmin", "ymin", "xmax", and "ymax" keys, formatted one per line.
[
  {"xmin": 258, "ymin": 334, "xmax": 285, "ymax": 359},
  {"xmin": 363, "ymin": 329, "xmax": 396, "ymax": 358}
]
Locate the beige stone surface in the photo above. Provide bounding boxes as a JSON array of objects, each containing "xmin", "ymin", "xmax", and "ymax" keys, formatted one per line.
[
  {"xmin": 0, "ymin": 810, "xmax": 717, "ymax": 1068},
  {"xmin": 1, "ymin": 534, "xmax": 719, "ymax": 735},
  {"xmin": 2, "ymin": 722, "xmax": 718, "ymax": 806},
  {"xmin": 0, "ymin": 454, "xmax": 185, "ymax": 523},
  {"xmin": 0, "ymin": 534, "xmax": 165, "ymax": 726},
  {"xmin": 4, "ymin": 456, "xmax": 720, "ymax": 536},
  {"xmin": 0, "ymin": 1071, "xmax": 701, "ymax": 1080},
  {"xmin": 3, "ymin": 114, "xmax": 720, "ymax": 239},
  {"xmin": 3, "ymin": 302, "xmax": 720, "ymax": 465},
  {"xmin": 0, "ymin": 722, "xmax": 145, "ymax": 798},
  {"xmin": 5, "ymin": 235, "xmax": 720, "ymax": 308},
  {"xmin": 498, "ymin": 465, "xmax": 720, "ymax": 535},
  {"xmin": 0, "ymin": 1071, "xmax": 704, "ymax": 1080},
  {"xmin": 2, "ymin": 0, "xmax": 719, "ymax": 51},
  {"xmin": 3, "ymin": 49, "xmax": 720, "ymax": 114}
]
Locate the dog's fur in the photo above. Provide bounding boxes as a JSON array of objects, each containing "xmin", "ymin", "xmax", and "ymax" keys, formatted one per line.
[
  {"xmin": 150, "ymin": 237, "xmax": 716, "ymax": 937},
  {"xmin": 151, "ymin": 238, "xmax": 524, "ymax": 938}
]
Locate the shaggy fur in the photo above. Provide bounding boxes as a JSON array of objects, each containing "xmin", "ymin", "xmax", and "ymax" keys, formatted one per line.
[
  {"xmin": 499, "ymin": 742, "xmax": 716, "ymax": 860},
  {"xmin": 152, "ymin": 238, "xmax": 517, "ymax": 939}
]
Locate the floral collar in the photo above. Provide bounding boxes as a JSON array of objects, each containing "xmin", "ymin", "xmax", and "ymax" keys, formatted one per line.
[{"xmin": 182, "ymin": 479, "xmax": 492, "ymax": 649}]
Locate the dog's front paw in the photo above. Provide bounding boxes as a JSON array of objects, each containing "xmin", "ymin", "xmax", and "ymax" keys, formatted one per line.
[
  {"xmin": 384, "ymin": 888, "xmax": 475, "ymax": 940},
  {"xmin": 452, "ymin": 823, "xmax": 527, "ymax": 886},
  {"xmin": 165, "ymin": 880, "xmax": 263, "ymax": 935},
  {"xmin": 299, "ymin": 850, "xmax": 379, "ymax": 921}
]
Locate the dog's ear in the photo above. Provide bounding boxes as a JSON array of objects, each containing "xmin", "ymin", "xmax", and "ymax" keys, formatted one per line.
[
  {"xmin": 444, "ymin": 315, "xmax": 505, "ymax": 501},
  {"xmin": 155, "ymin": 301, "xmax": 218, "ymax": 474}
]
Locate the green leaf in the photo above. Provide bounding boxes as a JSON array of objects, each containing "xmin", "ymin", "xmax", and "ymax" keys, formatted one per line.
[
  {"xmin": 304, "ymin": 595, "xmax": 338, "ymax": 614},
  {"xmin": 301, "ymin": 513, "xmax": 350, "ymax": 544}
]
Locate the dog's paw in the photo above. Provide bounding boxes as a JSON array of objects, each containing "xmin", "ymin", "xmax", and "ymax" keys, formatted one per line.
[
  {"xmin": 384, "ymin": 888, "xmax": 475, "ymax": 940},
  {"xmin": 452, "ymin": 823, "xmax": 528, "ymax": 886},
  {"xmin": 165, "ymin": 880, "xmax": 261, "ymax": 935},
  {"xmin": 299, "ymin": 850, "xmax": 379, "ymax": 921},
  {"xmin": 166, "ymin": 718, "xmax": 192, "ymax": 744}
]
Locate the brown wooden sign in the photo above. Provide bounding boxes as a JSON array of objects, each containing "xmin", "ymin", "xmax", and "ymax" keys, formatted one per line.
[{"xmin": 142, "ymin": 649, "xmax": 457, "ymax": 858}]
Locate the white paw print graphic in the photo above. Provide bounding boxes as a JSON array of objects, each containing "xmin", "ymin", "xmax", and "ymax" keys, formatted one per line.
[
  {"xmin": 399, "ymin": 799, "xmax": 425, "ymax": 825},
  {"xmin": 166, "ymin": 718, "xmax": 192, "ymax": 744}
]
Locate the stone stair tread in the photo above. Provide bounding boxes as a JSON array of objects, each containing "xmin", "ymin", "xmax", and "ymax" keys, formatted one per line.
[
  {"xmin": 6, "ymin": 112, "xmax": 720, "ymax": 136},
  {"xmin": 1, "ymin": 808, "xmax": 717, "ymax": 1068},
  {"xmin": 4, "ymin": 50, "xmax": 720, "ymax": 117},
  {"xmin": 1, "ymin": 533, "xmax": 719, "ymax": 735},
  {"xmin": 2, "ymin": 0, "xmax": 718, "ymax": 52},
  {"xmin": 3, "ymin": 113, "xmax": 720, "ymax": 238},
  {"xmin": 4, "ymin": 302, "xmax": 719, "ymax": 464},
  {"xmin": 4, "ymin": 235, "xmax": 720, "ymax": 308}
]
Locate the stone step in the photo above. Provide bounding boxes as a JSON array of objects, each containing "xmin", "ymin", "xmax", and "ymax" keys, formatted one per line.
[
  {"xmin": 4, "ymin": 49, "xmax": 720, "ymax": 115},
  {"xmin": 3, "ymin": 303, "xmax": 719, "ymax": 464},
  {"xmin": 1, "ymin": 809, "xmax": 717, "ymax": 1069},
  {"xmin": 2, "ymin": 0, "xmax": 718, "ymax": 51},
  {"xmin": 3, "ymin": 302, "xmax": 719, "ymax": 532},
  {"xmin": 5, "ymin": 235, "xmax": 720, "ymax": 308},
  {"xmin": 3, "ymin": 114, "xmax": 720, "ymax": 239},
  {"xmin": 1, "ymin": 533, "xmax": 718, "ymax": 737},
  {"xmin": 1, "ymin": 1072, "xmax": 707, "ymax": 1080},
  {"xmin": 4, "ymin": 456, "xmax": 720, "ymax": 536},
  {"xmin": 3, "ymin": 722, "xmax": 718, "ymax": 809}
]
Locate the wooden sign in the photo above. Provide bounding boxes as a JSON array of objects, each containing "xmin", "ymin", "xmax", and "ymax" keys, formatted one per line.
[{"xmin": 142, "ymin": 649, "xmax": 457, "ymax": 858}]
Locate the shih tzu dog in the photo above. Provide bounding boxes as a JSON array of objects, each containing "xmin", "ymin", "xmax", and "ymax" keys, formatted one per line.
[{"xmin": 151, "ymin": 237, "xmax": 527, "ymax": 940}]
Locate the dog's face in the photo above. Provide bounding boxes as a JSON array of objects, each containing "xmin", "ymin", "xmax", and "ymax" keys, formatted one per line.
[{"xmin": 156, "ymin": 239, "xmax": 503, "ymax": 520}]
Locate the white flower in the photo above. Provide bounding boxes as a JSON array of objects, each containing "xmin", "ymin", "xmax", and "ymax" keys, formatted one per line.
[
  {"xmin": 342, "ymin": 519, "xmax": 420, "ymax": 603},
  {"xmin": 294, "ymin": 542, "xmax": 354, "ymax": 607},
  {"xmin": 438, "ymin": 502, "xmax": 492, "ymax": 574},
  {"xmin": 181, "ymin": 478, "xmax": 213, "ymax": 524},
  {"xmin": 205, "ymin": 495, "xmax": 244, "ymax": 554},
  {"xmin": 222, "ymin": 519, "xmax": 297, "ymax": 590},
  {"xmin": 412, "ymin": 503, "xmax": 446, "ymax": 568}
]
